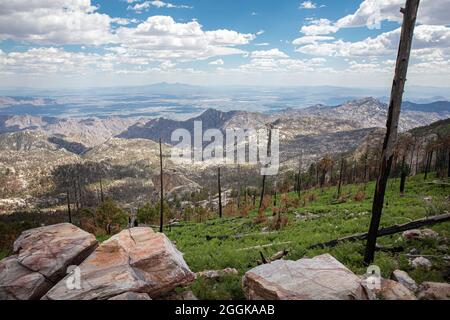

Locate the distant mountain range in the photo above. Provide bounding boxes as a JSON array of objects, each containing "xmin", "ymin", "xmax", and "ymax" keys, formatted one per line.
[
  {"xmin": 0, "ymin": 97, "xmax": 448, "ymax": 151},
  {"xmin": 118, "ymin": 97, "xmax": 450, "ymax": 144},
  {"xmin": 0, "ymin": 96, "xmax": 449, "ymax": 213},
  {"xmin": 402, "ymin": 101, "xmax": 450, "ymax": 113}
]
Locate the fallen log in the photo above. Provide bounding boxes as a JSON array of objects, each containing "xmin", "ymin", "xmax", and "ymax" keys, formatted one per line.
[
  {"xmin": 196, "ymin": 268, "xmax": 239, "ymax": 280},
  {"xmin": 237, "ymin": 241, "xmax": 292, "ymax": 251},
  {"xmin": 375, "ymin": 244, "xmax": 404, "ymax": 253},
  {"xmin": 257, "ymin": 250, "xmax": 289, "ymax": 265},
  {"xmin": 309, "ymin": 213, "xmax": 450, "ymax": 250},
  {"xmin": 206, "ymin": 231, "xmax": 278, "ymax": 241},
  {"xmin": 405, "ymin": 254, "xmax": 448, "ymax": 259},
  {"xmin": 426, "ymin": 180, "xmax": 450, "ymax": 187}
]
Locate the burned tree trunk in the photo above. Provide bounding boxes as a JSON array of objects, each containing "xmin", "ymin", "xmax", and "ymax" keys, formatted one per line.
[
  {"xmin": 448, "ymin": 150, "xmax": 450, "ymax": 178},
  {"xmin": 415, "ymin": 146, "xmax": 420, "ymax": 175},
  {"xmin": 364, "ymin": 0, "xmax": 420, "ymax": 265},
  {"xmin": 218, "ymin": 166, "xmax": 223, "ymax": 218},
  {"xmin": 424, "ymin": 151, "xmax": 432, "ymax": 180},
  {"xmin": 273, "ymin": 180, "xmax": 277, "ymax": 207},
  {"xmin": 315, "ymin": 160, "xmax": 320, "ymax": 187},
  {"xmin": 259, "ymin": 126, "xmax": 273, "ymax": 212},
  {"xmin": 400, "ymin": 155, "xmax": 407, "ymax": 194},
  {"xmin": 337, "ymin": 158, "xmax": 344, "ymax": 199},
  {"xmin": 312, "ymin": 213, "xmax": 450, "ymax": 250},
  {"xmin": 159, "ymin": 138, "xmax": 164, "ymax": 233},
  {"xmin": 364, "ymin": 152, "xmax": 369, "ymax": 183},
  {"xmin": 297, "ymin": 150, "xmax": 303, "ymax": 199},
  {"xmin": 237, "ymin": 165, "xmax": 241, "ymax": 209}
]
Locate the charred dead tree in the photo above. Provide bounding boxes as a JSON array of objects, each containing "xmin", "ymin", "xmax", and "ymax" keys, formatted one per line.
[
  {"xmin": 315, "ymin": 159, "xmax": 320, "ymax": 188},
  {"xmin": 297, "ymin": 150, "xmax": 303, "ymax": 199},
  {"xmin": 400, "ymin": 155, "xmax": 407, "ymax": 195},
  {"xmin": 424, "ymin": 150, "xmax": 433, "ymax": 180},
  {"xmin": 273, "ymin": 180, "xmax": 278, "ymax": 207},
  {"xmin": 312, "ymin": 213, "xmax": 450, "ymax": 250},
  {"xmin": 364, "ymin": 152, "xmax": 369, "ymax": 183},
  {"xmin": 337, "ymin": 157, "xmax": 345, "ymax": 199},
  {"xmin": 448, "ymin": 149, "xmax": 450, "ymax": 178},
  {"xmin": 218, "ymin": 166, "xmax": 223, "ymax": 218},
  {"xmin": 364, "ymin": 0, "xmax": 420, "ymax": 265},
  {"xmin": 258, "ymin": 125, "xmax": 273, "ymax": 212},
  {"xmin": 237, "ymin": 165, "xmax": 241, "ymax": 209},
  {"xmin": 436, "ymin": 147, "xmax": 448, "ymax": 178},
  {"xmin": 159, "ymin": 138, "xmax": 164, "ymax": 233}
]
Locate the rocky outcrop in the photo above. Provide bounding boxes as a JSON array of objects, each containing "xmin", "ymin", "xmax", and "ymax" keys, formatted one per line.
[
  {"xmin": 109, "ymin": 292, "xmax": 152, "ymax": 300},
  {"xmin": 0, "ymin": 223, "xmax": 97, "ymax": 300},
  {"xmin": 243, "ymin": 254, "xmax": 367, "ymax": 300},
  {"xmin": 375, "ymin": 279, "xmax": 417, "ymax": 300},
  {"xmin": 402, "ymin": 229, "xmax": 439, "ymax": 240},
  {"xmin": 417, "ymin": 282, "xmax": 450, "ymax": 300},
  {"xmin": 0, "ymin": 255, "xmax": 53, "ymax": 300},
  {"xmin": 391, "ymin": 270, "xmax": 418, "ymax": 292},
  {"xmin": 410, "ymin": 257, "xmax": 432, "ymax": 270},
  {"xmin": 43, "ymin": 227, "xmax": 195, "ymax": 300}
]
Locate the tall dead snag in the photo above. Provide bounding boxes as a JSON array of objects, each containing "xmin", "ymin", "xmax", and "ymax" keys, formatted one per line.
[
  {"xmin": 364, "ymin": 150, "xmax": 369, "ymax": 183},
  {"xmin": 159, "ymin": 138, "xmax": 164, "ymax": 233},
  {"xmin": 258, "ymin": 125, "xmax": 273, "ymax": 212},
  {"xmin": 237, "ymin": 165, "xmax": 241, "ymax": 209},
  {"xmin": 448, "ymin": 150, "xmax": 450, "ymax": 178},
  {"xmin": 424, "ymin": 150, "xmax": 432, "ymax": 180},
  {"xmin": 297, "ymin": 150, "xmax": 303, "ymax": 199},
  {"xmin": 337, "ymin": 157, "xmax": 345, "ymax": 199},
  {"xmin": 218, "ymin": 166, "xmax": 223, "ymax": 218},
  {"xmin": 66, "ymin": 190, "xmax": 72, "ymax": 223},
  {"xmin": 400, "ymin": 155, "xmax": 407, "ymax": 194},
  {"xmin": 364, "ymin": 0, "xmax": 420, "ymax": 265},
  {"xmin": 273, "ymin": 180, "xmax": 277, "ymax": 207}
]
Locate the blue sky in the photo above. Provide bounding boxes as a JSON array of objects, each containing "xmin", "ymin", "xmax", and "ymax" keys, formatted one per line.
[{"xmin": 0, "ymin": 0, "xmax": 449, "ymax": 88}]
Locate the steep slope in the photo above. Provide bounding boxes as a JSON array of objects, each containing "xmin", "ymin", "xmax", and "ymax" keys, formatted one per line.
[
  {"xmin": 0, "ymin": 115, "xmax": 139, "ymax": 147},
  {"xmin": 84, "ymin": 138, "xmax": 200, "ymax": 197},
  {"xmin": 0, "ymin": 131, "xmax": 80, "ymax": 199},
  {"xmin": 349, "ymin": 118, "xmax": 450, "ymax": 171},
  {"xmin": 83, "ymin": 138, "xmax": 165, "ymax": 167},
  {"xmin": 118, "ymin": 109, "xmax": 241, "ymax": 143},
  {"xmin": 301, "ymin": 98, "xmax": 450, "ymax": 132}
]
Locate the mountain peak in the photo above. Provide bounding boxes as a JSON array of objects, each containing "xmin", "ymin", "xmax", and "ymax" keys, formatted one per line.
[
  {"xmin": 349, "ymin": 97, "xmax": 383, "ymax": 105},
  {"xmin": 201, "ymin": 108, "xmax": 225, "ymax": 117}
]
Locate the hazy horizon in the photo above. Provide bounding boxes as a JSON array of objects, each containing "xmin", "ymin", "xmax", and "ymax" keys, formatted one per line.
[{"xmin": 1, "ymin": 1, "xmax": 449, "ymax": 89}]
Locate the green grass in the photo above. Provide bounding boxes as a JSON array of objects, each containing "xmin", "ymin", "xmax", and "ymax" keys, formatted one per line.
[
  {"xmin": 166, "ymin": 173, "xmax": 450, "ymax": 299},
  {"xmin": 96, "ymin": 234, "xmax": 112, "ymax": 243},
  {"xmin": 0, "ymin": 249, "xmax": 8, "ymax": 261}
]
